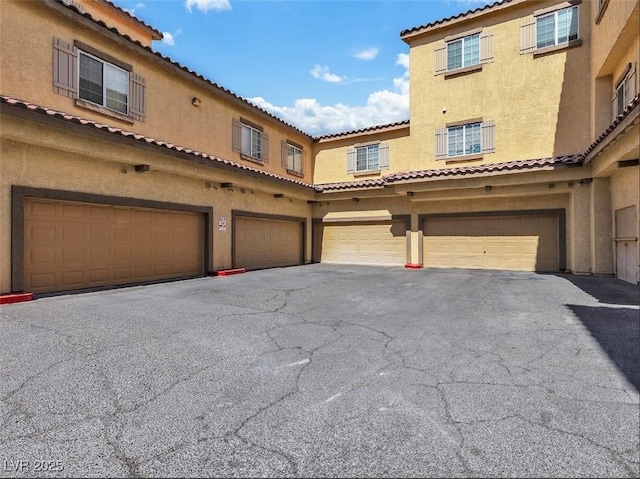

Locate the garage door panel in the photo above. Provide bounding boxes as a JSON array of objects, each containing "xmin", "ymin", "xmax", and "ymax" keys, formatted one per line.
[
  {"xmin": 235, "ymin": 217, "xmax": 302, "ymax": 270},
  {"xmin": 424, "ymin": 214, "xmax": 558, "ymax": 272},
  {"xmin": 319, "ymin": 221, "xmax": 406, "ymax": 266},
  {"xmin": 24, "ymin": 198, "xmax": 205, "ymax": 294}
]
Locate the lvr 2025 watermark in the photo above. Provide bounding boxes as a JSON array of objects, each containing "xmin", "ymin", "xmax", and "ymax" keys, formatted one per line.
[{"xmin": 2, "ymin": 459, "xmax": 64, "ymax": 473}]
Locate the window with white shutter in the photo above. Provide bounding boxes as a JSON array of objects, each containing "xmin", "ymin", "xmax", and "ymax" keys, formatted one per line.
[
  {"xmin": 233, "ymin": 118, "xmax": 267, "ymax": 162},
  {"xmin": 435, "ymin": 29, "xmax": 493, "ymax": 76},
  {"xmin": 52, "ymin": 37, "xmax": 146, "ymax": 121},
  {"xmin": 435, "ymin": 121, "xmax": 495, "ymax": 160},
  {"xmin": 282, "ymin": 140, "xmax": 304, "ymax": 175},
  {"xmin": 521, "ymin": 3, "xmax": 582, "ymax": 55},
  {"xmin": 346, "ymin": 142, "xmax": 390, "ymax": 174}
]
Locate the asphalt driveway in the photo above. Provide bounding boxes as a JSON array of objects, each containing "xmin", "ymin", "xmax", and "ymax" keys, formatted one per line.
[{"xmin": 1, "ymin": 265, "xmax": 639, "ymax": 478}]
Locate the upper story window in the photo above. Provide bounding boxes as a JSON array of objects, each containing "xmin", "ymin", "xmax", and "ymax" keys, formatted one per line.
[
  {"xmin": 536, "ymin": 6, "xmax": 578, "ymax": 49},
  {"xmin": 52, "ymin": 38, "xmax": 146, "ymax": 123},
  {"xmin": 79, "ymin": 51, "xmax": 129, "ymax": 115},
  {"xmin": 448, "ymin": 122, "xmax": 481, "ymax": 157},
  {"xmin": 357, "ymin": 144, "xmax": 380, "ymax": 171},
  {"xmin": 435, "ymin": 29, "xmax": 493, "ymax": 76},
  {"xmin": 232, "ymin": 118, "xmax": 269, "ymax": 163},
  {"xmin": 520, "ymin": 2, "xmax": 582, "ymax": 56},
  {"xmin": 346, "ymin": 142, "xmax": 389, "ymax": 174},
  {"xmin": 282, "ymin": 141, "xmax": 304, "ymax": 176},
  {"xmin": 435, "ymin": 120, "xmax": 495, "ymax": 160},
  {"xmin": 447, "ymin": 33, "xmax": 480, "ymax": 71},
  {"xmin": 613, "ymin": 63, "xmax": 637, "ymax": 118}
]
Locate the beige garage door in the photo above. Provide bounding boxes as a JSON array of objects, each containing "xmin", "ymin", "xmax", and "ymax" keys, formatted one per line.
[
  {"xmin": 24, "ymin": 198, "xmax": 204, "ymax": 294},
  {"xmin": 424, "ymin": 214, "xmax": 558, "ymax": 272},
  {"xmin": 318, "ymin": 221, "xmax": 407, "ymax": 265},
  {"xmin": 235, "ymin": 217, "xmax": 302, "ymax": 269}
]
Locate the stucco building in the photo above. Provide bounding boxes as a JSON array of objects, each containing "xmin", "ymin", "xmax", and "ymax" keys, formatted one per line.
[{"xmin": 1, "ymin": 0, "xmax": 638, "ymax": 295}]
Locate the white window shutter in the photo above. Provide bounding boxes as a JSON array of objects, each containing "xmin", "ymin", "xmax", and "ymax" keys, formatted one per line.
[
  {"xmin": 261, "ymin": 131, "xmax": 269, "ymax": 162},
  {"xmin": 129, "ymin": 72, "xmax": 146, "ymax": 121},
  {"xmin": 232, "ymin": 119, "xmax": 242, "ymax": 152},
  {"xmin": 480, "ymin": 30, "xmax": 494, "ymax": 64},
  {"xmin": 481, "ymin": 120, "xmax": 495, "ymax": 153},
  {"xmin": 520, "ymin": 17, "xmax": 536, "ymax": 54},
  {"xmin": 379, "ymin": 143, "xmax": 390, "ymax": 170},
  {"xmin": 435, "ymin": 128, "xmax": 448, "ymax": 160},
  {"xmin": 347, "ymin": 148, "xmax": 356, "ymax": 173},
  {"xmin": 52, "ymin": 37, "xmax": 78, "ymax": 98},
  {"xmin": 435, "ymin": 44, "xmax": 447, "ymax": 75},
  {"xmin": 301, "ymin": 149, "xmax": 306, "ymax": 174}
]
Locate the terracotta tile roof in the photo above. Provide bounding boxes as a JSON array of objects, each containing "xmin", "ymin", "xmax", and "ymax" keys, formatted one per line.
[
  {"xmin": 584, "ymin": 94, "xmax": 640, "ymax": 161},
  {"xmin": 1, "ymin": 96, "xmax": 315, "ymax": 191},
  {"xmin": 314, "ymin": 178, "xmax": 387, "ymax": 192},
  {"xmin": 314, "ymin": 120, "xmax": 410, "ymax": 141},
  {"xmin": 386, "ymin": 155, "xmax": 583, "ymax": 183},
  {"xmin": 95, "ymin": 0, "xmax": 162, "ymax": 39},
  {"xmin": 52, "ymin": 0, "xmax": 312, "ymax": 139},
  {"xmin": 400, "ymin": 0, "xmax": 513, "ymax": 39},
  {"xmin": 315, "ymin": 155, "xmax": 583, "ymax": 192}
]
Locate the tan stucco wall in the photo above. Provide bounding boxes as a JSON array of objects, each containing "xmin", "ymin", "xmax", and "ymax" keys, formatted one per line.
[
  {"xmin": 591, "ymin": 0, "xmax": 639, "ymax": 77},
  {"xmin": 312, "ymin": 178, "xmax": 589, "ymax": 271},
  {"xmin": 407, "ymin": 0, "xmax": 591, "ymax": 171},
  {"xmin": 0, "ymin": 0, "xmax": 314, "ymax": 184},
  {"xmin": 0, "ymin": 115, "xmax": 314, "ymax": 293},
  {"xmin": 313, "ymin": 128, "xmax": 412, "ymax": 185}
]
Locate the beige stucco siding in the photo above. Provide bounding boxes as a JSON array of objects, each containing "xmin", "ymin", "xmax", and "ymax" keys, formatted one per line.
[
  {"xmin": 0, "ymin": 115, "xmax": 314, "ymax": 293},
  {"xmin": 313, "ymin": 128, "xmax": 412, "ymax": 185},
  {"xmin": 0, "ymin": 0, "xmax": 314, "ymax": 184},
  {"xmin": 408, "ymin": 0, "xmax": 591, "ymax": 171}
]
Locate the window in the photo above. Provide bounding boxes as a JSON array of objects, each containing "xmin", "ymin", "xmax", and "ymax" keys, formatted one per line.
[
  {"xmin": 282, "ymin": 141, "xmax": 304, "ymax": 175},
  {"xmin": 241, "ymin": 123, "xmax": 262, "ymax": 160},
  {"xmin": 447, "ymin": 34, "xmax": 480, "ymax": 71},
  {"xmin": 435, "ymin": 120, "xmax": 495, "ymax": 160},
  {"xmin": 347, "ymin": 142, "xmax": 389, "ymax": 174},
  {"xmin": 52, "ymin": 38, "xmax": 146, "ymax": 121},
  {"xmin": 614, "ymin": 65, "xmax": 636, "ymax": 117},
  {"xmin": 356, "ymin": 144, "xmax": 380, "ymax": 172},
  {"xmin": 232, "ymin": 119, "xmax": 269, "ymax": 162},
  {"xmin": 536, "ymin": 6, "xmax": 578, "ymax": 49},
  {"xmin": 435, "ymin": 30, "xmax": 493, "ymax": 75},
  {"xmin": 448, "ymin": 123, "xmax": 481, "ymax": 157},
  {"xmin": 78, "ymin": 51, "xmax": 129, "ymax": 115}
]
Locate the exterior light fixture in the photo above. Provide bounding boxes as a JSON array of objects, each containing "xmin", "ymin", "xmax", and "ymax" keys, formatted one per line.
[{"xmin": 192, "ymin": 97, "xmax": 202, "ymax": 107}]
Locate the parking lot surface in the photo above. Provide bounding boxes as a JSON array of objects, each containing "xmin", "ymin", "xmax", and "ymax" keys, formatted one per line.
[{"xmin": 1, "ymin": 264, "xmax": 639, "ymax": 477}]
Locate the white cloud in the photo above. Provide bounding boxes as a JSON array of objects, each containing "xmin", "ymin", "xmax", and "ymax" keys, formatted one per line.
[
  {"xmin": 353, "ymin": 47, "xmax": 379, "ymax": 61},
  {"xmin": 185, "ymin": 0, "xmax": 231, "ymax": 13},
  {"xmin": 135, "ymin": 2, "xmax": 146, "ymax": 9},
  {"xmin": 310, "ymin": 65, "xmax": 346, "ymax": 83},
  {"xmin": 249, "ymin": 53, "xmax": 410, "ymax": 136},
  {"xmin": 162, "ymin": 32, "xmax": 175, "ymax": 46}
]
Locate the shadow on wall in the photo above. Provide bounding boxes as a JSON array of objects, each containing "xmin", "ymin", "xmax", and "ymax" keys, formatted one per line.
[
  {"xmin": 553, "ymin": 18, "xmax": 591, "ymax": 156},
  {"xmin": 567, "ymin": 304, "xmax": 640, "ymax": 392}
]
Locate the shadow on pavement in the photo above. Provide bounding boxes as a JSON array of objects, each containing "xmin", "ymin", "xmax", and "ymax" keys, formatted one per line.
[
  {"xmin": 568, "ymin": 304, "xmax": 640, "ymax": 392},
  {"xmin": 553, "ymin": 274, "xmax": 639, "ymax": 305}
]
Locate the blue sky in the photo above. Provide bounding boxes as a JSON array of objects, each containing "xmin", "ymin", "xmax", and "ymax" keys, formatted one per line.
[{"xmin": 115, "ymin": 0, "xmax": 492, "ymax": 135}]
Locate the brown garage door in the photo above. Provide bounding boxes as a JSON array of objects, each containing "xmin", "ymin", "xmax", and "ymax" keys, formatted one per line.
[
  {"xmin": 234, "ymin": 217, "xmax": 302, "ymax": 269},
  {"xmin": 423, "ymin": 214, "xmax": 558, "ymax": 272},
  {"xmin": 24, "ymin": 198, "xmax": 204, "ymax": 294},
  {"xmin": 318, "ymin": 221, "xmax": 407, "ymax": 266}
]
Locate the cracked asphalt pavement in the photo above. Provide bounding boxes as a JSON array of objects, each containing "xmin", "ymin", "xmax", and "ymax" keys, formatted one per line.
[{"xmin": 1, "ymin": 264, "xmax": 639, "ymax": 478}]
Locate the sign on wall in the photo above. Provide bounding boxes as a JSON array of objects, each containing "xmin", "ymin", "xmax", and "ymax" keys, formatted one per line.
[{"xmin": 218, "ymin": 217, "xmax": 227, "ymax": 232}]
